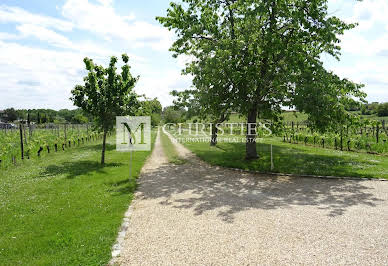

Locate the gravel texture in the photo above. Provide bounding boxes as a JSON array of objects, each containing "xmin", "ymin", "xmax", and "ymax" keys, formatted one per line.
[{"xmin": 116, "ymin": 130, "xmax": 388, "ymax": 265}]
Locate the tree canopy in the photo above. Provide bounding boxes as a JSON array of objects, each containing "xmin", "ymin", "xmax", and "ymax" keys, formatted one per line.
[
  {"xmin": 158, "ymin": 0, "xmax": 366, "ymax": 159},
  {"xmin": 71, "ymin": 54, "xmax": 139, "ymax": 164}
]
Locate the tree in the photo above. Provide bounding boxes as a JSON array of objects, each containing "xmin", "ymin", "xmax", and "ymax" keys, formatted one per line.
[
  {"xmin": 138, "ymin": 98, "xmax": 163, "ymax": 126},
  {"xmin": 172, "ymin": 52, "xmax": 235, "ymax": 146},
  {"xmin": 377, "ymin": 103, "xmax": 388, "ymax": 117},
  {"xmin": 162, "ymin": 106, "xmax": 186, "ymax": 124},
  {"xmin": 41, "ymin": 113, "xmax": 48, "ymax": 124},
  {"xmin": 158, "ymin": 0, "xmax": 365, "ymax": 160},
  {"xmin": 37, "ymin": 112, "xmax": 41, "ymax": 124},
  {"xmin": 71, "ymin": 54, "xmax": 139, "ymax": 165},
  {"xmin": 3, "ymin": 108, "xmax": 18, "ymax": 122}
]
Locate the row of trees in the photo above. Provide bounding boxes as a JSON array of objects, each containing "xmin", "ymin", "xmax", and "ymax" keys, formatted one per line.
[
  {"xmin": 158, "ymin": 0, "xmax": 366, "ymax": 160},
  {"xmin": 360, "ymin": 102, "xmax": 388, "ymax": 117},
  {"xmin": 0, "ymin": 108, "xmax": 90, "ymax": 124}
]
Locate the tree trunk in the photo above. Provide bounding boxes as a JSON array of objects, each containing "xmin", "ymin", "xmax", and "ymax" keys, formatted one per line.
[
  {"xmin": 101, "ymin": 130, "xmax": 107, "ymax": 165},
  {"xmin": 210, "ymin": 124, "xmax": 218, "ymax": 146},
  {"xmin": 245, "ymin": 107, "xmax": 259, "ymax": 160},
  {"xmin": 210, "ymin": 114, "xmax": 226, "ymax": 147}
]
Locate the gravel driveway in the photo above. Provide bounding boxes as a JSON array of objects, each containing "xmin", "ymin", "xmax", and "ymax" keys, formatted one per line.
[{"xmin": 114, "ymin": 130, "xmax": 388, "ymax": 265}]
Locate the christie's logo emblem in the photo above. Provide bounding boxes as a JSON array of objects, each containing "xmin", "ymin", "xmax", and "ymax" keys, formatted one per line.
[{"xmin": 116, "ymin": 116, "xmax": 151, "ymax": 151}]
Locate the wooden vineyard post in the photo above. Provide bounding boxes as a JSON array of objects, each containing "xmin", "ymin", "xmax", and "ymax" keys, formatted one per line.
[
  {"xmin": 19, "ymin": 124, "xmax": 24, "ymax": 160},
  {"xmin": 23, "ymin": 125, "xmax": 28, "ymax": 145},
  {"xmin": 376, "ymin": 123, "xmax": 380, "ymax": 143},
  {"xmin": 64, "ymin": 124, "xmax": 67, "ymax": 145}
]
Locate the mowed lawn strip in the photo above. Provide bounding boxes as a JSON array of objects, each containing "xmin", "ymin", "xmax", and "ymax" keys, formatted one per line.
[
  {"xmin": 0, "ymin": 131, "xmax": 156, "ymax": 265},
  {"xmin": 160, "ymin": 130, "xmax": 186, "ymax": 165},
  {"xmin": 175, "ymin": 132, "xmax": 388, "ymax": 179}
]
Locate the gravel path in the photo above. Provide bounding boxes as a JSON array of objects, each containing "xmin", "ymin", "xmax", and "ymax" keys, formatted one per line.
[{"xmin": 116, "ymin": 129, "xmax": 388, "ymax": 265}]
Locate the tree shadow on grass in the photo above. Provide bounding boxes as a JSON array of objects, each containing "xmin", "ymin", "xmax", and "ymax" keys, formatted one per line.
[
  {"xmin": 135, "ymin": 150, "xmax": 385, "ymax": 223},
  {"xmin": 76, "ymin": 143, "xmax": 116, "ymax": 152},
  {"xmin": 105, "ymin": 178, "xmax": 138, "ymax": 196},
  {"xmin": 193, "ymin": 142, "xmax": 388, "ymax": 179},
  {"xmin": 39, "ymin": 160, "xmax": 123, "ymax": 179}
]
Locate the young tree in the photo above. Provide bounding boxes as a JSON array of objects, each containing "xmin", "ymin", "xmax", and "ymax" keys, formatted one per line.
[
  {"xmin": 158, "ymin": 0, "xmax": 365, "ymax": 160},
  {"xmin": 71, "ymin": 54, "xmax": 139, "ymax": 165}
]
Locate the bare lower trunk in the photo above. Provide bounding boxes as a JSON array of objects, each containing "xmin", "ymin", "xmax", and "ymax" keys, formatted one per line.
[
  {"xmin": 210, "ymin": 124, "xmax": 218, "ymax": 146},
  {"xmin": 101, "ymin": 130, "xmax": 107, "ymax": 165},
  {"xmin": 246, "ymin": 107, "xmax": 259, "ymax": 160}
]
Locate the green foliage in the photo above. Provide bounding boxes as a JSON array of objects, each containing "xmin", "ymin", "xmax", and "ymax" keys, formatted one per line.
[
  {"xmin": 0, "ymin": 125, "xmax": 98, "ymax": 168},
  {"xmin": 71, "ymin": 54, "xmax": 139, "ymax": 133},
  {"xmin": 138, "ymin": 98, "xmax": 163, "ymax": 126},
  {"xmin": 0, "ymin": 108, "xmax": 91, "ymax": 124},
  {"xmin": 160, "ymin": 130, "xmax": 186, "ymax": 164},
  {"xmin": 377, "ymin": 103, "xmax": 388, "ymax": 117},
  {"xmin": 158, "ymin": 0, "xmax": 366, "ymax": 158},
  {"xmin": 162, "ymin": 106, "xmax": 186, "ymax": 124},
  {"xmin": 70, "ymin": 54, "xmax": 140, "ymax": 164},
  {"xmin": 1, "ymin": 108, "xmax": 18, "ymax": 122},
  {"xmin": 174, "ymin": 131, "xmax": 388, "ymax": 179}
]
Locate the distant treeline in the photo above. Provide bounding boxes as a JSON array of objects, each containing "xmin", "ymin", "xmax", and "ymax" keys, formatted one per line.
[
  {"xmin": 347, "ymin": 102, "xmax": 388, "ymax": 117},
  {"xmin": 0, "ymin": 108, "xmax": 91, "ymax": 124},
  {"xmin": 0, "ymin": 98, "xmax": 164, "ymax": 125}
]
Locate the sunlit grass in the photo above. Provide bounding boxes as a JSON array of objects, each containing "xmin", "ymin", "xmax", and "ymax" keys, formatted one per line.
[
  {"xmin": 160, "ymin": 130, "xmax": 186, "ymax": 165},
  {"xmin": 0, "ymin": 132, "xmax": 156, "ymax": 265},
  {"xmin": 176, "ymin": 132, "xmax": 388, "ymax": 179}
]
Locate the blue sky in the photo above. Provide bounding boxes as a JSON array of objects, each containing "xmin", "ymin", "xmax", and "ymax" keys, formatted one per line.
[{"xmin": 0, "ymin": 0, "xmax": 387, "ymax": 110}]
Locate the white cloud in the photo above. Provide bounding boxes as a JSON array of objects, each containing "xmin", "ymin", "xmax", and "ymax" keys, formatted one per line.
[
  {"xmin": 61, "ymin": 0, "xmax": 173, "ymax": 51},
  {"xmin": 136, "ymin": 71, "xmax": 193, "ymax": 107},
  {"xmin": 351, "ymin": 0, "xmax": 388, "ymax": 31},
  {"xmin": 0, "ymin": 32, "xmax": 20, "ymax": 41},
  {"xmin": 0, "ymin": 40, "xmax": 83, "ymax": 109},
  {"xmin": 326, "ymin": 0, "xmax": 388, "ymax": 103},
  {"xmin": 17, "ymin": 24, "xmax": 73, "ymax": 49},
  {"xmin": 0, "ymin": 5, "xmax": 73, "ymax": 32},
  {"xmin": 0, "ymin": 1, "xmax": 180, "ymax": 109},
  {"xmin": 0, "ymin": 39, "xmax": 148, "ymax": 109}
]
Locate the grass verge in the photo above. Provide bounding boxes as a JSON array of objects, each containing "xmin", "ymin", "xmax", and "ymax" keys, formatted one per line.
[
  {"xmin": 0, "ymin": 132, "xmax": 156, "ymax": 265},
  {"xmin": 175, "ymin": 132, "xmax": 388, "ymax": 179},
  {"xmin": 160, "ymin": 130, "xmax": 186, "ymax": 165}
]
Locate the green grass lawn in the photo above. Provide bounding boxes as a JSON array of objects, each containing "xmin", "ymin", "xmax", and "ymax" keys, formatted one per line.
[
  {"xmin": 0, "ymin": 132, "xmax": 155, "ymax": 265},
  {"xmin": 178, "ymin": 134, "xmax": 388, "ymax": 179},
  {"xmin": 160, "ymin": 130, "xmax": 186, "ymax": 165}
]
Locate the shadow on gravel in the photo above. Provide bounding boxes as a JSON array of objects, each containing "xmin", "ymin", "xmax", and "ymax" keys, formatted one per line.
[
  {"xmin": 137, "ymin": 156, "xmax": 384, "ymax": 223},
  {"xmin": 39, "ymin": 160, "xmax": 123, "ymax": 179}
]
